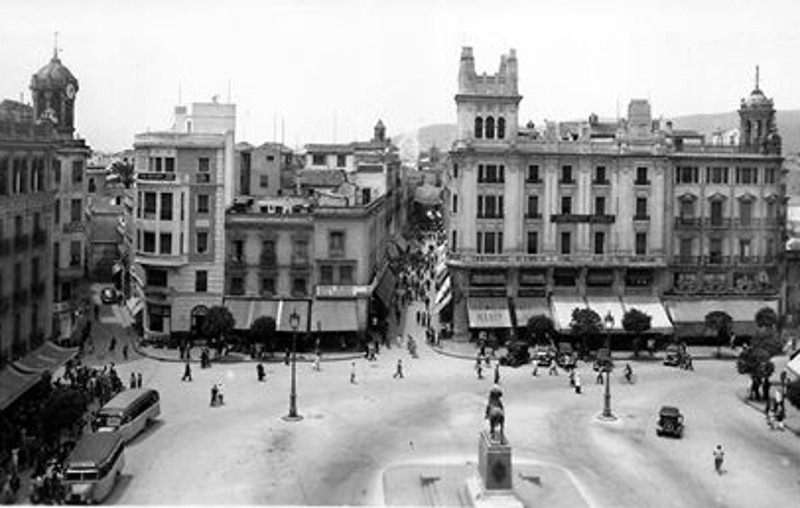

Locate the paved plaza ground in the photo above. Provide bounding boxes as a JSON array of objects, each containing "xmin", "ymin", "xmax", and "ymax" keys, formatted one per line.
[{"xmin": 34, "ymin": 282, "xmax": 799, "ymax": 507}]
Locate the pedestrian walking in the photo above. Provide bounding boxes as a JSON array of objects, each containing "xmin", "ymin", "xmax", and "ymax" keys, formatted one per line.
[
  {"xmin": 313, "ymin": 352, "xmax": 321, "ymax": 372},
  {"xmin": 129, "ymin": 372, "xmax": 136, "ymax": 389},
  {"xmin": 210, "ymin": 384, "xmax": 218, "ymax": 406},
  {"xmin": 284, "ymin": 348, "xmax": 290, "ymax": 366},
  {"xmin": 574, "ymin": 371, "xmax": 582, "ymax": 394},
  {"xmin": 476, "ymin": 359, "xmax": 483, "ymax": 379},
  {"xmin": 256, "ymin": 363, "xmax": 265, "ymax": 382},
  {"xmin": 713, "ymin": 445, "xmax": 725, "ymax": 474},
  {"xmin": 532, "ymin": 362, "xmax": 538, "ymax": 377},
  {"xmin": 549, "ymin": 362, "xmax": 558, "ymax": 376},
  {"xmin": 137, "ymin": 372, "xmax": 143, "ymax": 388},
  {"xmin": 109, "ymin": 336, "xmax": 117, "ymax": 354},
  {"xmin": 182, "ymin": 362, "xmax": 192, "ymax": 382},
  {"xmin": 122, "ymin": 344, "xmax": 129, "ymax": 361},
  {"xmin": 394, "ymin": 359, "xmax": 404, "ymax": 379},
  {"xmin": 494, "ymin": 364, "xmax": 500, "ymax": 384},
  {"xmin": 350, "ymin": 361, "xmax": 357, "ymax": 384},
  {"xmin": 596, "ymin": 369, "xmax": 604, "ymax": 384}
]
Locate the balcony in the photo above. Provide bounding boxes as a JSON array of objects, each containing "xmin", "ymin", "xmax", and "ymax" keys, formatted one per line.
[
  {"xmin": 291, "ymin": 257, "xmax": 310, "ymax": 268},
  {"xmin": 134, "ymin": 251, "xmax": 189, "ymax": 267},
  {"xmin": 669, "ymin": 255, "xmax": 779, "ymax": 267},
  {"xmin": 32, "ymin": 228, "xmax": 47, "ymax": 246},
  {"xmin": 57, "ymin": 264, "xmax": 84, "ymax": 280},
  {"xmin": 14, "ymin": 235, "xmax": 29, "ymax": 251},
  {"xmin": 633, "ymin": 214, "xmax": 650, "ymax": 221},
  {"xmin": 137, "ymin": 171, "xmax": 177, "ymax": 182},
  {"xmin": 143, "ymin": 285, "xmax": 173, "ymax": 301},
  {"xmin": 705, "ymin": 218, "xmax": 731, "ymax": 229},
  {"xmin": 634, "ymin": 179, "xmax": 651, "ymax": 186},
  {"xmin": 592, "ymin": 179, "xmax": 610, "ymax": 185},
  {"xmin": 228, "ymin": 254, "xmax": 246, "ymax": 267},
  {"xmin": 259, "ymin": 255, "xmax": 277, "ymax": 268},
  {"xmin": 448, "ymin": 251, "xmax": 667, "ymax": 267},
  {"xmin": 62, "ymin": 221, "xmax": 86, "ymax": 234},
  {"xmin": 674, "ymin": 217, "xmax": 701, "ymax": 228},
  {"xmin": 525, "ymin": 178, "xmax": 542, "ymax": 184},
  {"xmin": 551, "ymin": 214, "xmax": 615, "ymax": 224}
]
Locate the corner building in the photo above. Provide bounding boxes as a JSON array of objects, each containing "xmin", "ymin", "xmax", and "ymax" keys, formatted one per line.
[{"xmin": 446, "ymin": 48, "xmax": 783, "ymax": 340}]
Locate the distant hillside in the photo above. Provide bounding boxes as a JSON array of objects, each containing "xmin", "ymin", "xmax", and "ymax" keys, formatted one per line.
[{"xmin": 398, "ymin": 110, "xmax": 800, "ymax": 159}]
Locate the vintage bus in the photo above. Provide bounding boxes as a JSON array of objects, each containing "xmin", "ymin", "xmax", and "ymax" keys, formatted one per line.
[
  {"xmin": 95, "ymin": 388, "xmax": 160, "ymax": 442},
  {"xmin": 63, "ymin": 432, "xmax": 125, "ymax": 504}
]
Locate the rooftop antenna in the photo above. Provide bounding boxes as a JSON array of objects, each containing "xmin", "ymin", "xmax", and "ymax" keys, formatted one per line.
[
  {"xmin": 227, "ymin": 78, "xmax": 231, "ymax": 103},
  {"xmin": 755, "ymin": 65, "xmax": 760, "ymax": 90},
  {"xmin": 178, "ymin": 81, "xmax": 182, "ymax": 105},
  {"xmin": 53, "ymin": 31, "xmax": 61, "ymax": 59}
]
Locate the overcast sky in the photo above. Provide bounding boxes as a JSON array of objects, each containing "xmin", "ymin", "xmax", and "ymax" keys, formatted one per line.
[{"xmin": 1, "ymin": 0, "xmax": 797, "ymax": 152}]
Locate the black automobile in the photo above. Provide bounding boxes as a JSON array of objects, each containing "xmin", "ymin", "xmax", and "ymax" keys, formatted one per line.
[
  {"xmin": 663, "ymin": 344, "xmax": 684, "ymax": 367},
  {"xmin": 533, "ymin": 346, "xmax": 556, "ymax": 367},
  {"xmin": 556, "ymin": 342, "xmax": 577, "ymax": 370},
  {"xmin": 656, "ymin": 406, "xmax": 684, "ymax": 438},
  {"xmin": 100, "ymin": 287, "xmax": 121, "ymax": 304},
  {"xmin": 593, "ymin": 348, "xmax": 614, "ymax": 372},
  {"xmin": 499, "ymin": 341, "xmax": 531, "ymax": 367}
]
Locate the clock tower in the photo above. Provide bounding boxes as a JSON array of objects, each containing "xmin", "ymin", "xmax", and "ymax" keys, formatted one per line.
[{"xmin": 30, "ymin": 46, "xmax": 79, "ymax": 137}]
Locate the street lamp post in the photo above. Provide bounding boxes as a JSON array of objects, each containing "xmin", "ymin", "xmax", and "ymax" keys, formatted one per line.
[
  {"xmin": 283, "ymin": 309, "xmax": 303, "ymax": 422},
  {"xmin": 601, "ymin": 311, "xmax": 616, "ymax": 420}
]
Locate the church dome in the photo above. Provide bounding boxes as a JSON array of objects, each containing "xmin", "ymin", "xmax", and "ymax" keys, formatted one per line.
[
  {"xmin": 744, "ymin": 87, "xmax": 772, "ymax": 107},
  {"xmin": 30, "ymin": 53, "xmax": 77, "ymax": 90}
]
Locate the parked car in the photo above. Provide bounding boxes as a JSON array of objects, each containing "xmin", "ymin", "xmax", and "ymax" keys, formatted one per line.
[
  {"xmin": 663, "ymin": 344, "xmax": 685, "ymax": 367},
  {"xmin": 499, "ymin": 341, "xmax": 531, "ymax": 367},
  {"xmin": 556, "ymin": 342, "xmax": 577, "ymax": 370},
  {"xmin": 593, "ymin": 348, "xmax": 614, "ymax": 372},
  {"xmin": 656, "ymin": 406, "xmax": 684, "ymax": 438},
  {"xmin": 100, "ymin": 287, "xmax": 121, "ymax": 304},
  {"xmin": 533, "ymin": 346, "xmax": 556, "ymax": 367}
]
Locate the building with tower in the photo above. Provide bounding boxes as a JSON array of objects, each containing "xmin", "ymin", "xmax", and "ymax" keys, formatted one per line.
[
  {"xmin": 445, "ymin": 48, "xmax": 783, "ymax": 342},
  {"xmin": 30, "ymin": 48, "xmax": 92, "ymax": 341}
]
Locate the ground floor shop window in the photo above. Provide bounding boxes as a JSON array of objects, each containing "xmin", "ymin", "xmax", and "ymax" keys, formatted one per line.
[{"xmin": 148, "ymin": 304, "xmax": 171, "ymax": 333}]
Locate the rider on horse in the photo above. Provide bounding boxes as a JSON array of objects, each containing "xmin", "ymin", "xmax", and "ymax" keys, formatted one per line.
[{"xmin": 485, "ymin": 385, "xmax": 506, "ymax": 444}]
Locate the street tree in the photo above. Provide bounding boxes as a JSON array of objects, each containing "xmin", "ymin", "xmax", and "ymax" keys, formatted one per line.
[
  {"xmin": 736, "ymin": 346, "xmax": 775, "ymax": 401},
  {"xmin": 622, "ymin": 308, "xmax": 652, "ymax": 358},
  {"xmin": 203, "ymin": 305, "xmax": 235, "ymax": 357},
  {"xmin": 250, "ymin": 315, "xmax": 277, "ymax": 354},
  {"xmin": 39, "ymin": 387, "xmax": 90, "ymax": 446},
  {"xmin": 109, "ymin": 159, "xmax": 135, "ymax": 189},
  {"xmin": 570, "ymin": 307, "xmax": 602, "ymax": 354},
  {"xmin": 526, "ymin": 314, "xmax": 555, "ymax": 347},
  {"xmin": 705, "ymin": 310, "xmax": 733, "ymax": 358},
  {"xmin": 755, "ymin": 307, "xmax": 779, "ymax": 330}
]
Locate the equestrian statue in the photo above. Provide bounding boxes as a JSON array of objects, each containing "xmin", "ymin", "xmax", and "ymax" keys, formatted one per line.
[{"xmin": 485, "ymin": 385, "xmax": 506, "ymax": 444}]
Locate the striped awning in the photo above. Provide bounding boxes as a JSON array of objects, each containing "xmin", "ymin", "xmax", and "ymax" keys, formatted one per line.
[
  {"xmin": 277, "ymin": 300, "xmax": 311, "ymax": 332},
  {"xmin": 224, "ymin": 299, "xmax": 254, "ymax": 330},
  {"xmin": 0, "ymin": 366, "xmax": 42, "ymax": 411},
  {"xmin": 665, "ymin": 299, "xmax": 778, "ymax": 336},
  {"xmin": 550, "ymin": 296, "xmax": 586, "ymax": 332},
  {"xmin": 467, "ymin": 297, "xmax": 512, "ymax": 329},
  {"xmin": 311, "ymin": 300, "xmax": 359, "ymax": 332},
  {"xmin": 13, "ymin": 341, "xmax": 78, "ymax": 374},
  {"xmin": 585, "ymin": 297, "xmax": 626, "ymax": 331},
  {"xmin": 621, "ymin": 296, "xmax": 673, "ymax": 334},
  {"xmin": 514, "ymin": 298, "xmax": 551, "ymax": 327}
]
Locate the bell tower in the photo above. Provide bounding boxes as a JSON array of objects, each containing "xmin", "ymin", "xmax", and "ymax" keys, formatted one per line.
[
  {"xmin": 738, "ymin": 66, "xmax": 779, "ymax": 155},
  {"xmin": 30, "ymin": 36, "xmax": 79, "ymax": 137}
]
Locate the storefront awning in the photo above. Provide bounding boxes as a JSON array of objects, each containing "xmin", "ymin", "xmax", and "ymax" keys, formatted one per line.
[
  {"xmin": 251, "ymin": 300, "xmax": 279, "ymax": 325},
  {"xmin": 787, "ymin": 351, "xmax": 800, "ymax": 378},
  {"xmin": 436, "ymin": 276, "xmax": 451, "ymax": 306},
  {"xmin": 0, "ymin": 366, "xmax": 43, "ymax": 411},
  {"xmin": 621, "ymin": 296, "xmax": 674, "ymax": 334},
  {"xmin": 374, "ymin": 267, "xmax": 397, "ymax": 307},
  {"xmin": 665, "ymin": 299, "xmax": 779, "ymax": 336},
  {"xmin": 224, "ymin": 299, "xmax": 255, "ymax": 330},
  {"xmin": 586, "ymin": 297, "xmax": 626, "ymax": 331},
  {"xmin": 311, "ymin": 300, "xmax": 359, "ymax": 332},
  {"xmin": 514, "ymin": 298, "xmax": 552, "ymax": 327},
  {"xmin": 467, "ymin": 297, "xmax": 512, "ymax": 329},
  {"xmin": 13, "ymin": 341, "xmax": 78, "ymax": 374},
  {"xmin": 550, "ymin": 296, "xmax": 587, "ymax": 332},
  {"xmin": 277, "ymin": 300, "xmax": 311, "ymax": 332}
]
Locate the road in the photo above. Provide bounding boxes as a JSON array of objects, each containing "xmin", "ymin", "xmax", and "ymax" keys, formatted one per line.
[{"xmin": 81, "ymin": 287, "xmax": 800, "ymax": 506}]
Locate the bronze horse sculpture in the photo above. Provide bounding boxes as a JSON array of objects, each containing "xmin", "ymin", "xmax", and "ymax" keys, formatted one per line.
[{"xmin": 485, "ymin": 386, "xmax": 506, "ymax": 443}]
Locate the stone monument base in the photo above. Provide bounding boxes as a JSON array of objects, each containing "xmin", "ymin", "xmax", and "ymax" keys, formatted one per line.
[
  {"xmin": 478, "ymin": 430, "xmax": 513, "ymax": 490},
  {"xmin": 464, "ymin": 472, "xmax": 524, "ymax": 508}
]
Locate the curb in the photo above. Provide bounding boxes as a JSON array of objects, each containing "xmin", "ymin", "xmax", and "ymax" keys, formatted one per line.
[{"xmin": 738, "ymin": 390, "xmax": 800, "ymax": 437}]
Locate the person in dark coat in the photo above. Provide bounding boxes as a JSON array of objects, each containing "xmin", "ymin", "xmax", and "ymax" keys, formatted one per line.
[
  {"xmin": 257, "ymin": 363, "xmax": 265, "ymax": 382},
  {"xmin": 182, "ymin": 362, "xmax": 192, "ymax": 382}
]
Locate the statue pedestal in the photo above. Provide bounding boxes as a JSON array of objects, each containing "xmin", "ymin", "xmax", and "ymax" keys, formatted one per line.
[
  {"xmin": 478, "ymin": 430, "xmax": 512, "ymax": 490},
  {"xmin": 464, "ymin": 431, "xmax": 522, "ymax": 508}
]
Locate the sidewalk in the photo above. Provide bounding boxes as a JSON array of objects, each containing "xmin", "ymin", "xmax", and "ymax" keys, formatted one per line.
[{"xmin": 738, "ymin": 389, "xmax": 800, "ymax": 437}]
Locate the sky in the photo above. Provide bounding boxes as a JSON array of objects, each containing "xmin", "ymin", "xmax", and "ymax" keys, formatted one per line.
[{"xmin": 1, "ymin": 0, "xmax": 798, "ymax": 152}]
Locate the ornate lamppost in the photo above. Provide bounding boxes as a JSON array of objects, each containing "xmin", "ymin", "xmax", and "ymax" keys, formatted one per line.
[
  {"xmin": 601, "ymin": 311, "xmax": 616, "ymax": 421},
  {"xmin": 283, "ymin": 309, "xmax": 303, "ymax": 421}
]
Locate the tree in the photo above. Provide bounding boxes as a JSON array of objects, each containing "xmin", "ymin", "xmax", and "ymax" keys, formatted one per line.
[
  {"xmin": 526, "ymin": 314, "xmax": 555, "ymax": 347},
  {"xmin": 736, "ymin": 346, "xmax": 775, "ymax": 401},
  {"xmin": 755, "ymin": 307, "xmax": 779, "ymax": 330},
  {"xmin": 704, "ymin": 310, "xmax": 733, "ymax": 358},
  {"xmin": 39, "ymin": 387, "xmax": 90, "ymax": 446},
  {"xmin": 203, "ymin": 305, "xmax": 235, "ymax": 356},
  {"xmin": 109, "ymin": 160, "xmax": 135, "ymax": 189},
  {"xmin": 250, "ymin": 316, "xmax": 277, "ymax": 353},
  {"xmin": 622, "ymin": 308, "xmax": 652, "ymax": 358},
  {"xmin": 570, "ymin": 307, "xmax": 602, "ymax": 355}
]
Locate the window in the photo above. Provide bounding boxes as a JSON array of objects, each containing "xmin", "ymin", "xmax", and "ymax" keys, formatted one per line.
[
  {"xmin": 72, "ymin": 160, "xmax": 83, "ymax": 184},
  {"xmin": 14, "ymin": 216, "xmax": 22, "ymax": 238},
  {"xmin": 292, "ymin": 277, "xmax": 307, "ymax": 296},
  {"xmin": 336, "ymin": 155, "xmax": 346, "ymax": 168},
  {"xmin": 451, "ymin": 230, "xmax": 457, "ymax": 250},
  {"xmin": 54, "ymin": 199, "xmax": 60, "ymax": 224},
  {"xmin": 261, "ymin": 240, "xmax": 276, "ymax": 266},
  {"xmin": 485, "ymin": 117, "xmax": 495, "ymax": 139},
  {"xmin": 739, "ymin": 239, "xmax": 752, "ymax": 260},
  {"xmin": 527, "ymin": 165, "xmax": 540, "ymax": 183},
  {"xmin": 635, "ymin": 167, "xmax": 649, "ymax": 185},
  {"xmin": 676, "ymin": 166, "xmax": 699, "ymax": 184},
  {"xmin": 736, "ymin": 167, "xmax": 758, "ymax": 184},
  {"xmin": 197, "ymin": 173, "xmax": 211, "ymax": 184},
  {"xmin": 635, "ymin": 232, "xmax": 647, "ymax": 255},
  {"xmin": 766, "ymin": 238, "xmax": 775, "ymax": 258},
  {"xmin": 595, "ymin": 196, "xmax": 605, "ymax": 216},
  {"xmin": 478, "ymin": 195, "xmax": 503, "ymax": 218},
  {"xmin": 594, "ymin": 232, "xmax": 605, "ymax": 254},
  {"xmin": 320, "ymin": 265, "xmax": 334, "ymax": 284},
  {"xmin": 197, "ymin": 194, "xmax": 210, "ymax": 214},
  {"xmin": 147, "ymin": 304, "xmax": 170, "ymax": 332},
  {"xmin": 160, "ymin": 193, "xmax": 173, "ymax": 220},
  {"xmin": 229, "ymin": 277, "xmax": 245, "ymax": 295},
  {"xmin": 679, "ymin": 238, "xmax": 693, "ymax": 260},
  {"xmin": 709, "ymin": 238, "xmax": 723, "ymax": 263},
  {"xmin": 710, "ymin": 201, "xmax": 723, "ymax": 226},
  {"xmin": 339, "ymin": 265, "xmax": 354, "ymax": 285},
  {"xmin": 764, "ymin": 168, "xmax": 777, "ymax": 184},
  {"xmin": 293, "ymin": 239, "xmax": 309, "ymax": 265},
  {"xmin": 53, "ymin": 159, "xmax": 61, "ymax": 186},
  {"xmin": 474, "ymin": 117, "xmax": 483, "ymax": 139},
  {"xmin": 159, "ymin": 233, "xmax": 172, "ymax": 254},
  {"xmin": 70, "ymin": 241, "xmax": 81, "ymax": 267},
  {"xmin": 766, "ymin": 201, "xmax": 776, "ymax": 219},
  {"xmin": 361, "ymin": 188, "xmax": 371, "ymax": 204},
  {"xmin": 266, "ymin": 155, "xmax": 275, "ymax": 162},
  {"xmin": 198, "ymin": 157, "xmax": 210, "ymax": 173},
  {"xmin": 259, "ymin": 174, "xmax": 269, "ymax": 188},
  {"xmin": 232, "ymin": 240, "xmax": 244, "ymax": 262},
  {"xmin": 527, "ymin": 195, "xmax": 539, "ymax": 218},
  {"xmin": 196, "ymin": 231, "xmax": 208, "ymax": 254},
  {"xmin": 53, "ymin": 241, "xmax": 59, "ymax": 269},
  {"xmin": 706, "ymin": 166, "xmax": 729, "ymax": 184},
  {"xmin": 195, "ymin": 271, "xmax": 208, "ymax": 292},
  {"xmin": 561, "ymin": 232, "xmax": 571, "ymax": 255},
  {"xmin": 635, "ymin": 197, "xmax": 648, "ymax": 219},
  {"xmin": 561, "ymin": 196, "xmax": 572, "ymax": 215},
  {"xmin": 0, "ymin": 158, "xmax": 7, "ymax": 195},
  {"xmin": 88, "ymin": 178, "xmax": 96, "ymax": 193},
  {"xmin": 164, "ymin": 157, "xmax": 175, "ymax": 172},
  {"xmin": 70, "ymin": 199, "xmax": 82, "ymax": 222},
  {"xmin": 679, "ymin": 199, "xmax": 694, "ymax": 219},
  {"xmin": 312, "ymin": 154, "xmax": 326, "ymax": 166},
  {"xmin": 143, "ymin": 232, "xmax": 156, "ymax": 253},
  {"xmin": 329, "ymin": 231, "xmax": 345, "ymax": 258},
  {"xmin": 478, "ymin": 164, "xmax": 504, "ymax": 183},
  {"xmin": 526, "ymin": 231, "xmax": 538, "ymax": 254},
  {"xmin": 261, "ymin": 277, "xmax": 275, "ymax": 296},
  {"xmin": 561, "ymin": 165, "xmax": 573, "ymax": 184},
  {"xmin": 452, "ymin": 194, "xmax": 458, "ymax": 214},
  {"xmin": 481, "ymin": 231, "xmax": 502, "ymax": 254},
  {"xmin": 595, "ymin": 166, "xmax": 607, "ymax": 184},
  {"xmin": 144, "ymin": 192, "xmax": 156, "ymax": 219},
  {"xmin": 739, "ymin": 200, "xmax": 752, "ymax": 226}
]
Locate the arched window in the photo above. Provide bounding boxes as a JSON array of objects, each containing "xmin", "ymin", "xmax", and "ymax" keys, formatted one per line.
[
  {"xmin": 485, "ymin": 116, "xmax": 495, "ymax": 139},
  {"xmin": 497, "ymin": 117, "xmax": 506, "ymax": 139},
  {"xmin": 474, "ymin": 117, "xmax": 483, "ymax": 139}
]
